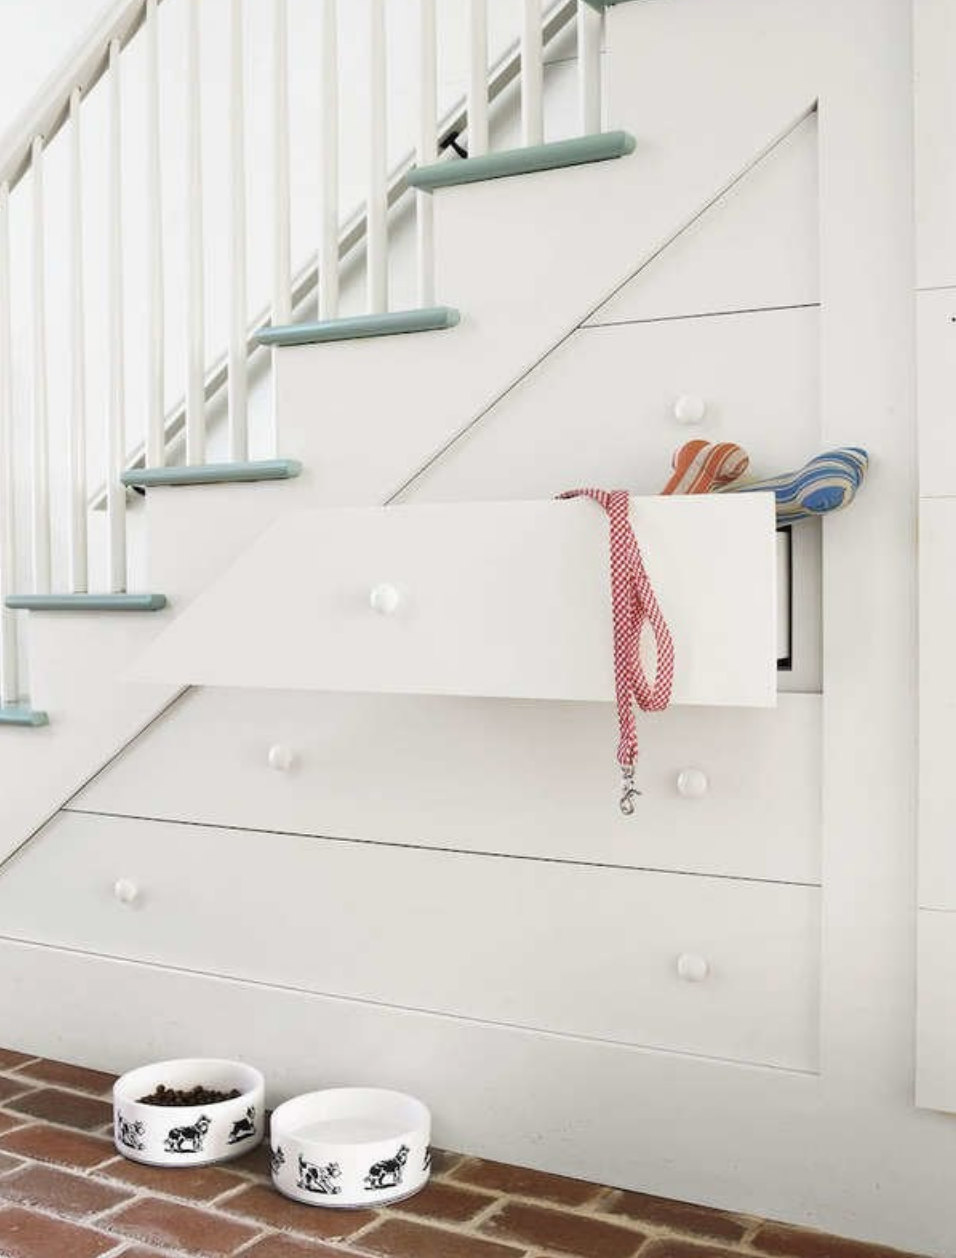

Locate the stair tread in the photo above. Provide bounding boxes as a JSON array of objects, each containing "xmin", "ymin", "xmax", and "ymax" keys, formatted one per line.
[
  {"xmin": 0, "ymin": 706, "xmax": 49, "ymax": 728},
  {"xmin": 407, "ymin": 131, "xmax": 636, "ymax": 192},
  {"xmin": 6, "ymin": 593, "xmax": 167, "ymax": 612},
  {"xmin": 257, "ymin": 306, "xmax": 460, "ymax": 348},
  {"xmin": 123, "ymin": 459, "xmax": 302, "ymax": 489}
]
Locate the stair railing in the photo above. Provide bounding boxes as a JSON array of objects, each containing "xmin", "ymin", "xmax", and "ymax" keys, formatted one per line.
[{"xmin": 0, "ymin": 0, "xmax": 604, "ymax": 715}]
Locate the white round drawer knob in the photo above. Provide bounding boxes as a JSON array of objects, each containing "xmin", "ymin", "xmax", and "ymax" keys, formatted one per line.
[
  {"xmin": 113, "ymin": 878, "xmax": 140, "ymax": 906},
  {"xmin": 268, "ymin": 744, "xmax": 296, "ymax": 772},
  {"xmin": 673, "ymin": 394, "xmax": 707, "ymax": 425},
  {"xmin": 676, "ymin": 767, "xmax": 709, "ymax": 799},
  {"xmin": 369, "ymin": 583, "xmax": 401, "ymax": 615},
  {"xmin": 676, "ymin": 953, "xmax": 710, "ymax": 982}
]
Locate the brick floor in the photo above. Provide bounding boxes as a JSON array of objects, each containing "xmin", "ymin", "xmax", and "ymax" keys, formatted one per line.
[{"xmin": 0, "ymin": 1046, "xmax": 931, "ymax": 1258}]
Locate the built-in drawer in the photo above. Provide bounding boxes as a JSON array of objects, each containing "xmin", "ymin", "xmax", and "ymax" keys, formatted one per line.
[
  {"xmin": 0, "ymin": 812, "xmax": 820, "ymax": 1071},
  {"xmin": 917, "ymin": 909, "xmax": 956, "ymax": 1111},
  {"xmin": 128, "ymin": 494, "xmax": 778, "ymax": 708},
  {"xmin": 73, "ymin": 690, "xmax": 821, "ymax": 884}
]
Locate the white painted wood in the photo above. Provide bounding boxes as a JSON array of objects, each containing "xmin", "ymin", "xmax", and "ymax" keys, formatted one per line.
[
  {"xmin": 416, "ymin": 0, "xmax": 437, "ymax": 307},
  {"xmin": 915, "ymin": 288, "xmax": 956, "ymax": 497},
  {"xmin": 0, "ymin": 810, "xmax": 820, "ymax": 1071},
  {"xmin": 521, "ymin": 0, "xmax": 544, "ymax": 146},
  {"xmin": 184, "ymin": 0, "xmax": 205, "ymax": 466},
  {"xmin": 918, "ymin": 498, "xmax": 956, "ymax": 710},
  {"xmin": 128, "ymin": 495, "xmax": 778, "ymax": 706},
  {"xmin": 228, "ymin": 0, "xmax": 248, "ymax": 462},
  {"xmin": 272, "ymin": 0, "xmax": 291, "ymax": 327},
  {"xmin": 367, "ymin": 0, "xmax": 388, "ymax": 314},
  {"xmin": 318, "ymin": 0, "xmax": 340, "ymax": 321},
  {"xmin": 914, "ymin": 0, "xmax": 956, "ymax": 288},
  {"xmin": 145, "ymin": 0, "xmax": 164, "ymax": 470},
  {"xmin": 0, "ymin": 181, "xmax": 18, "ymax": 704},
  {"xmin": 577, "ymin": 1, "xmax": 602, "ymax": 135},
  {"xmin": 74, "ymin": 689, "xmax": 821, "ymax": 883},
  {"xmin": 589, "ymin": 112, "xmax": 819, "ymax": 325},
  {"xmin": 30, "ymin": 134, "xmax": 50, "ymax": 595},
  {"xmin": 68, "ymin": 89, "xmax": 87, "ymax": 594},
  {"xmin": 917, "ymin": 910, "xmax": 956, "ymax": 1111},
  {"xmin": 468, "ymin": 0, "xmax": 489, "ymax": 157},
  {"xmin": 106, "ymin": 39, "xmax": 126, "ymax": 594}
]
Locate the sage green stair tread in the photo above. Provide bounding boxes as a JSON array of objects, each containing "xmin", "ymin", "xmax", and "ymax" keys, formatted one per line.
[
  {"xmin": 5, "ymin": 593, "xmax": 167, "ymax": 612},
  {"xmin": 256, "ymin": 306, "xmax": 460, "ymax": 348},
  {"xmin": 0, "ymin": 706, "xmax": 49, "ymax": 727},
  {"xmin": 407, "ymin": 132, "xmax": 636, "ymax": 192},
  {"xmin": 123, "ymin": 459, "xmax": 302, "ymax": 489}
]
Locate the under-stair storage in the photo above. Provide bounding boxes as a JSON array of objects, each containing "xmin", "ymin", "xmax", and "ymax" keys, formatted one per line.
[
  {"xmin": 129, "ymin": 493, "xmax": 779, "ymax": 705},
  {"xmin": 0, "ymin": 810, "xmax": 820, "ymax": 1073}
]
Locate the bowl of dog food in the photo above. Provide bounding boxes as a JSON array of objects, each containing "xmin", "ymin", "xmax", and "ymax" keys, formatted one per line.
[
  {"xmin": 270, "ymin": 1087, "xmax": 431, "ymax": 1208},
  {"xmin": 113, "ymin": 1057, "xmax": 265, "ymax": 1167}
]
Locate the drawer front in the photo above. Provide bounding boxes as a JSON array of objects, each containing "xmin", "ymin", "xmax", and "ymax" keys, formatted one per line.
[
  {"xmin": 74, "ymin": 689, "xmax": 821, "ymax": 884},
  {"xmin": 407, "ymin": 307, "xmax": 819, "ymax": 506},
  {"xmin": 917, "ymin": 909, "xmax": 956, "ymax": 1111},
  {"xmin": 129, "ymin": 494, "xmax": 778, "ymax": 709},
  {"xmin": 0, "ymin": 812, "xmax": 820, "ymax": 1071}
]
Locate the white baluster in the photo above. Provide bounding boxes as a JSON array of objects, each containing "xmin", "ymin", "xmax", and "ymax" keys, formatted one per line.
[
  {"xmin": 577, "ymin": 0, "xmax": 601, "ymax": 135},
  {"xmin": 367, "ymin": 0, "xmax": 388, "ymax": 314},
  {"xmin": 520, "ymin": 0, "xmax": 544, "ymax": 147},
  {"xmin": 145, "ymin": 0, "xmax": 165, "ymax": 470},
  {"xmin": 30, "ymin": 135, "xmax": 50, "ymax": 594},
  {"xmin": 468, "ymin": 0, "xmax": 488, "ymax": 156},
  {"xmin": 107, "ymin": 39, "xmax": 126, "ymax": 593},
  {"xmin": 273, "ymin": 0, "xmax": 291, "ymax": 328},
  {"xmin": 229, "ymin": 0, "xmax": 249, "ymax": 461},
  {"xmin": 318, "ymin": 0, "xmax": 339, "ymax": 321},
  {"xmin": 416, "ymin": 0, "xmax": 436, "ymax": 308},
  {"xmin": 185, "ymin": 0, "xmax": 205, "ymax": 466},
  {"xmin": 0, "ymin": 182, "xmax": 20, "ymax": 705},
  {"xmin": 68, "ymin": 89, "xmax": 87, "ymax": 594}
]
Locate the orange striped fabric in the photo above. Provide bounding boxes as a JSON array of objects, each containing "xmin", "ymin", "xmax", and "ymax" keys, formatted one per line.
[{"xmin": 661, "ymin": 439, "xmax": 750, "ymax": 495}]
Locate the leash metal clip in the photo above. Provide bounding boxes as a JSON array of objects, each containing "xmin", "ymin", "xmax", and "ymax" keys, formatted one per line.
[{"xmin": 619, "ymin": 765, "xmax": 641, "ymax": 816}]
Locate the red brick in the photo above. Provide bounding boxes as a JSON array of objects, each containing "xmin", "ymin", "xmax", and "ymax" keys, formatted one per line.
[
  {"xmin": 104, "ymin": 1197, "xmax": 261, "ymax": 1256},
  {"xmin": 429, "ymin": 1148, "xmax": 466, "ymax": 1176},
  {"xmin": 358, "ymin": 1217, "xmax": 525, "ymax": 1258},
  {"xmin": 0, "ymin": 1079, "xmax": 31, "ymax": 1106},
  {"xmin": 640, "ymin": 1241, "xmax": 753, "ymax": 1258},
  {"xmin": 480, "ymin": 1200, "xmax": 644, "ymax": 1258},
  {"xmin": 11, "ymin": 1058, "xmax": 116, "ymax": 1097},
  {"xmin": 0, "ymin": 1162, "xmax": 133, "ymax": 1219},
  {"xmin": 750, "ymin": 1222, "xmax": 924, "ymax": 1258},
  {"xmin": 0, "ymin": 1052, "xmax": 35, "ymax": 1072},
  {"xmin": 0, "ymin": 1152, "xmax": 22, "ymax": 1175},
  {"xmin": 0, "ymin": 1114, "xmax": 27, "ymax": 1136},
  {"xmin": 606, "ymin": 1190, "xmax": 749, "ymax": 1243},
  {"xmin": 396, "ymin": 1179, "xmax": 495, "ymax": 1224},
  {"xmin": 0, "ymin": 1204, "xmax": 116, "ymax": 1258},
  {"xmin": 95, "ymin": 1155, "xmax": 247, "ymax": 1203},
  {"xmin": 241, "ymin": 1235, "xmax": 355, "ymax": 1258},
  {"xmin": 229, "ymin": 1137, "xmax": 274, "ymax": 1181},
  {"xmin": 219, "ymin": 1182, "xmax": 377, "ymax": 1242},
  {"xmin": 451, "ymin": 1156, "xmax": 603, "ymax": 1208},
  {"xmin": 5, "ymin": 1087, "xmax": 113, "ymax": 1131},
  {"xmin": 0, "ymin": 1124, "xmax": 114, "ymax": 1169}
]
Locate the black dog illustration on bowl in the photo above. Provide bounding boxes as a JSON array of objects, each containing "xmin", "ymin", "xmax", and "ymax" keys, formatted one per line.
[
  {"xmin": 116, "ymin": 1113, "xmax": 146, "ymax": 1152},
  {"xmin": 297, "ymin": 1152, "xmax": 342, "ymax": 1195},
  {"xmin": 365, "ymin": 1144, "xmax": 409, "ymax": 1191},
  {"xmin": 227, "ymin": 1106, "xmax": 257, "ymax": 1145},
  {"xmin": 164, "ymin": 1114, "xmax": 211, "ymax": 1154}
]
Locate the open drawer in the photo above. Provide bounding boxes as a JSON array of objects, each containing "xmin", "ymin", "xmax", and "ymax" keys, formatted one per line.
[{"xmin": 130, "ymin": 494, "xmax": 779, "ymax": 706}]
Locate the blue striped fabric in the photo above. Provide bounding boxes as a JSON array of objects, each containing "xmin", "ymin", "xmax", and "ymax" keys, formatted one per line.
[{"xmin": 721, "ymin": 447, "xmax": 868, "ymax": 523}]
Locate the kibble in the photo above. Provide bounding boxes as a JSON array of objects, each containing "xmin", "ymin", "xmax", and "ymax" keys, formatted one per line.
[{"xmin": 136, "ymin": 1083, "xmax": 243, "ymax": 1107}]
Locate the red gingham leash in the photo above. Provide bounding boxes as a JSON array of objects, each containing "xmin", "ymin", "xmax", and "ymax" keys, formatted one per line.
[{"xmin": 558, "ymin": 488, "xmax": 675, "ymax": 814}]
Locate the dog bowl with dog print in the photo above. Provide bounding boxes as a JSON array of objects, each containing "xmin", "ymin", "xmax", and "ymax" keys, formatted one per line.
[
  {"xmin": 270, "ymin": 1088, "xmax": 431, "ymax": 1208},
  {"xmin": 113, "ymin": 1057, "xmax": 265, "ymax": 1167}
]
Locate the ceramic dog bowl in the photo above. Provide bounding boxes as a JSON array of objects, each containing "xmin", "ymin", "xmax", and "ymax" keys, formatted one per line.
[
  {"xmin": 113, "ymin": 1057, "xmax": 265, "ymax": 1167},
  {"xmin": 270, "ymin": 1088, "xmax": 431, "ymax": 1208}
]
